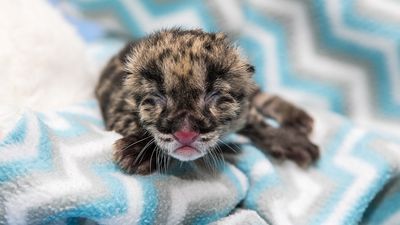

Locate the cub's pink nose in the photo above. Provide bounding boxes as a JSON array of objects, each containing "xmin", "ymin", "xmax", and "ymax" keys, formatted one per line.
[{"xmin": 173, "ymin": 130, "xmax": 199, "ymax": 145}]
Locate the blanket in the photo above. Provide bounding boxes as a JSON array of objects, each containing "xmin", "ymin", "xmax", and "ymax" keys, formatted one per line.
[{"xmin": 1, "ymin": 101, "xmax": 399, "ymax": 225}]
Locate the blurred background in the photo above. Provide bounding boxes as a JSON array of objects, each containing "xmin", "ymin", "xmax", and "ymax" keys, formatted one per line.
[{"xmin": 53, "ymin": 0, "xmax": 400, "ymax": 137}]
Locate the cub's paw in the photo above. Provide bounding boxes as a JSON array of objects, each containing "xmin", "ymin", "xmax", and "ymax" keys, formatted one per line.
[
  {"xmin": 266, "ymin": 129, "xmax": 319, "ymax": 166},
  {"xmin": 282, "ymin": 108, "xmax": 314, "ymax": 136},
  {"xmin": 113, "ymin": 135, "xmax": 157, "ymax": 175}
]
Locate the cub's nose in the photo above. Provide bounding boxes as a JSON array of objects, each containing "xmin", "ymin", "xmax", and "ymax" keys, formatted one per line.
[{"xmin": 173, "ymin": 130, "xmax": 199, "ymax": 145}]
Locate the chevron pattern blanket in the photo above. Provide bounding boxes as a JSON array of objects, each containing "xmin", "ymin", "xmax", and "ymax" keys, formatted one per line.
[
  {"xmin": 1, "ymin": 101, "xmax": 399, "ymax": 224},
  {"xmin": 1, "ymin": 0, "xmax": 400, "ymax": 224}
]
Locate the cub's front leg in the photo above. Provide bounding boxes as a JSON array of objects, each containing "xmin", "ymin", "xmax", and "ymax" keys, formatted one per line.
[
  {"xmin": 239, "ymin": 106, "xmax": 319, "ymax": 166},
  {"xmin": 113, "ymin": 130, "xmax": 159, "ymax": 175}
]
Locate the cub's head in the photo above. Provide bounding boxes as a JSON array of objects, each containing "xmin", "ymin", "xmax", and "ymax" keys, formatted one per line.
[{"xmin": 122, "ymin": 28, "xmax": 257, "ymax": 161}]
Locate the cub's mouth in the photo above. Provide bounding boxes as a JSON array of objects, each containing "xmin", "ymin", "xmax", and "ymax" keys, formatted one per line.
[{"xmin": 152, "ymin": 128, "xmax": 220, "ymax": 162}]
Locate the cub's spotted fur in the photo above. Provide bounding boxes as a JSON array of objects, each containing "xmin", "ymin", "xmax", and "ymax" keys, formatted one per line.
[{"xmin": 95, "ymin": 28, "xmax": 319, "ymax": 174}]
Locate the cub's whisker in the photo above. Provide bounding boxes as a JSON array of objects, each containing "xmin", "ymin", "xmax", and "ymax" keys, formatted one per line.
[
  {"xmin": 120, "ymin": 135, "xmax": 152, "ymax": 152},
  {"xmin": 133, "ymin": 138, "xmax": 155, "ymax": 165},
  {"xmin": 217, "ymin": 139, "xmax": 238, "ymax": 153}
]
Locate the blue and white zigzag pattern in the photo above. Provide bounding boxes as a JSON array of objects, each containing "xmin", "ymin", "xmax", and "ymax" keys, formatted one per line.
[
  {"xmin": 0, "ymin": 102, "xmax": 248, "ymax": 225},
  {"xmin": 67, "ymin": 0, "xmax": 400, "ymax": 137},
  {"xmin": 0, "ymin": 101, "xmax": 399, "ymax": 224}
]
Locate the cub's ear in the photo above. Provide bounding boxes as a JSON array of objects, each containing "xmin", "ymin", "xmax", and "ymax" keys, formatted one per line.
[
  {"xmin": 245, "ymin": 64, "xmax": 255, "ymax": 75},
  {"xmin": 119, "ymin": 40, "xmax": 140, "ymax": 64}
]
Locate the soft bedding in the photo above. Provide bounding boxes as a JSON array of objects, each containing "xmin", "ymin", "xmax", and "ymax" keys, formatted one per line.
[{"xmin": 0, "ymin": 101, "xmax": 399, "ymax": 224}]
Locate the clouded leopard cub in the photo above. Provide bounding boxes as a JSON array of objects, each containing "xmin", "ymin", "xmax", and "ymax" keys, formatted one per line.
[{"xmin": 96, "ymin": 28, "xmax": 319, "ymax": 175}]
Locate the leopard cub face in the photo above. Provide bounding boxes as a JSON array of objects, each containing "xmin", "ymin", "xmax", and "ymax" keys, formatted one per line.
[{"xmin": 115, "ymin": 29, "xmax": 256, "ymax": 161}]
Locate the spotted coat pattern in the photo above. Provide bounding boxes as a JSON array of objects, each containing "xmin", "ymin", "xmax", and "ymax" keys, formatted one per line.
[{"xmin": 95, "ymin": 28, "xmax": 319, "ymax": 174}]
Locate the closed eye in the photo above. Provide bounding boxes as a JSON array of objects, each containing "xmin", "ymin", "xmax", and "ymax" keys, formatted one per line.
[
  {"xmin": 205, "ymin": 91, "xmax": 220, "ymax": 103},
  {"xmin": 141, "ymin": 98, "xmax": 156, "ymax": 106},
  {"xmin": 205, "ymin": 91, "xmax": 236, "ymax": 109},
  {"xmin": 141, "ymin": 93, "xmax": 167, "ymax": 106},
  {"xmin": 216, "ymin": 96, "xmax": 235, "ymax": 104}
]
